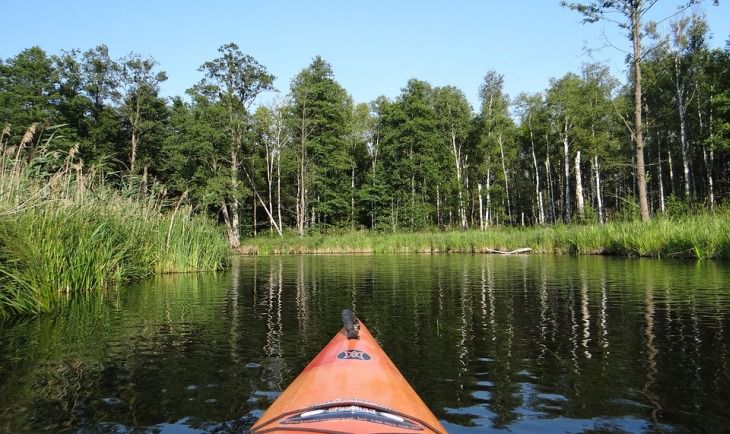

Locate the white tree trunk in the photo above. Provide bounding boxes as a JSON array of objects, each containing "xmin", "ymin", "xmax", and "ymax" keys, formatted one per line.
[
  {"xmin": 563, "ymin": 120, "xmax": 571, "ymax": 223},
  {"xmin": 265, "ymin": 139, "xmax": 274, "ymax": 236},
  {"xmin": 668, "ymin": 148, "xmax": 675, "ymax": 195},
  {"xmin": 241, "ymin": 164, "xmax": 283, "ymax": 238},
  {"xmin": 130, "ymin": 128, "xmax": 138, "ymax": 175},
  {"xmin": 449, "ymin": 130, "xmax": 467, "ymax": 229},
  {"xmin": 703, "ymin": 145, "xmax": 715, "ymax": 211},
  {"xmin": 530, "ymin": 133, "xmax": 545, "ymax": 225},
  {"xmin": 575, "ymin": 150, "xmax": 584, "ymax": 221},
  {"xmin": 351, "ymin": 163, "xmax": 355, "ymax": 227},
  {"xmin": 498, "ymin": 134, "xmax": 511, "ymax": 223},
  {"xmin": 707, "ymin": 94, "xmax": 715, "ymax": 211},
  {"xmin": 709, "ymin": 149, "xmax": 715, "ymax": 210},
  {"xmin": 230, "ymin": 149, "xmax": 241, "ymax": 247},
  {"xmin": 657, "ymin": 144, "xmax": 666, "ymax": 214},
  {"xmin": 486, "ymin": 168, "xmax": 492, "ymax": 227},
  {"xmin": 251, "ymin": 190, "xmax": 283, "ymax": 237},
  {"xmin": 277, "ymin": 151, "xmax": 282, "ymax": 234},
  {"xmin": 701, "ymin": 91, "xmax": 715, "ymax": 211},
  {"xmin": 675, "ymin": 55, "xmax": 692, "ymax": 199},
  {"xmin": 272, "ymin": 102, "xmax": 286, "ymax": 235},
  {"xmin": 478, "ymin": 183, "xmax": 484, "ymax": 230},
  {"xmin": 592, "ymin": 155, "xmax": 604, "ymax": 223},
  {"xmin": 546, "ymin": 153, "xmax": 555, "ymax": 224},
  {"xmin": 436, "ymin": 184, "xmax": 441, "ymax": 227},
  {"xmin": 297, "ymin": 112, "xmax": 307, "ymax": 236},
  {"xmin": 129, "ymin": 97, "xmax": 141, "ymax": 175}
]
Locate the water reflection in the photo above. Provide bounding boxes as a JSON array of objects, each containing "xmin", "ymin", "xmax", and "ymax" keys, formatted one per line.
[{"xmin": 0, "ymin": 256, "xmax": 729, "ymax": 433}]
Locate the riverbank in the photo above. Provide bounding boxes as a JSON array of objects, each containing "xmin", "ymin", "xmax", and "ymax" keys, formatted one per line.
[
  {"xmin": 241, "ymin": 213, "xmax": 730, "ymax": 259},
  {"xmin": 0, "ymin": 145, "xmax": 230, "ymax": 318}
]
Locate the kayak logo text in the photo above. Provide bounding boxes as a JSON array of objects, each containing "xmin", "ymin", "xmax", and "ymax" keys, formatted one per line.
[{"xmin": 336, "ymin": 350, "xmax": 372, "ymax": 361}]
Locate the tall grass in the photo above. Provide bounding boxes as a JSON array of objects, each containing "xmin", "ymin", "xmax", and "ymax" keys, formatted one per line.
[
  {"xmin": 0, "ymin": 125, "xmax": 230, "ymax": 318},
  {"xmin": 243, "ymin": 212, "xmax": 730, "ymax": 259}
]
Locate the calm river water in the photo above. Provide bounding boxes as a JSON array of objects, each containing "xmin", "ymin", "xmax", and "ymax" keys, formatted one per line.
[{"xmin": 1, "ymin": 255, "xmax": 729, "ymax": 433}]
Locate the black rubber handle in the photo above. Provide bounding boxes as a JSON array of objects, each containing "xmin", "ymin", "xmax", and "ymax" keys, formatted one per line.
[{"xmin": 342, "ymin": 309, "xmax": 359, "ymax": 339}]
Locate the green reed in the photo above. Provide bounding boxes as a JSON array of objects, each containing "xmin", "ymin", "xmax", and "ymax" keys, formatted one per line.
[{"xmin": 0, "ymin": 126, "xmax": 229, "ymax": 318}]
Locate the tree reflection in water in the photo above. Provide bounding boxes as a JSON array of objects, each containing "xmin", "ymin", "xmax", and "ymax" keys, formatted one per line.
[{"xmin": 1, "ymin": 255, "xmax": 729, "ymax": 433}]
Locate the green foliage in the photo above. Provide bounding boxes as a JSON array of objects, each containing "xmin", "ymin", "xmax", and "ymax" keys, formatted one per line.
[
  {"xmin": 0, "ymin": 47, "xmax": 59, "ymax": 135},
  {"xmin": 160, "ymin": 96, "xmax": 231, "ymax": 208},
  {"xmin": 1, "ymin": 21, "xmax": 730, "ymax": 248}
]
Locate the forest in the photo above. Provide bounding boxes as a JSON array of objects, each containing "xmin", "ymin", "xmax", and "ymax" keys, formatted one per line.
[{"xmin": 2, "ymin": 12, "xmax": 729, "ymax": 252}]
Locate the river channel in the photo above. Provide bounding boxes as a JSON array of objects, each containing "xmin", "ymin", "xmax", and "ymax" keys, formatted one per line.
[{"xmin": 1, "ymin": 255, "xmax": 729, "ymax": 433}]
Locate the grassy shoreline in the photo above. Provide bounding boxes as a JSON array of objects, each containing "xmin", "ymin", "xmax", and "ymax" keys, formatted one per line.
[
  {"xmin": 241, "ymin": 214, "xmax": 730, "ymax": 259},
  {"xmin": 0, "ymin": 201, "xmax": 230, "ymax": 318},
  {"xmin": 0, "ymin": 139, "xmax": 230, "ymax": 318}
]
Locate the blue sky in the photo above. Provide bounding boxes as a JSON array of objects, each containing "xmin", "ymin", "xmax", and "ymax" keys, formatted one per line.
[{"xmin": 2, "ymin": 1, "xmax": 729, "ymax": 109}]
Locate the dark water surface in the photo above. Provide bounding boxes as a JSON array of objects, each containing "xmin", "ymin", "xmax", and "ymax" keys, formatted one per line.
[{"xmin": 1, "ymin": 255, "xmax": 730, "ymax": 433}]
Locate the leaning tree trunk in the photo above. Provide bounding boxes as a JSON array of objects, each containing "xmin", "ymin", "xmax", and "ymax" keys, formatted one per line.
[{"xmin": 277, "ymin": 149, "xmax": 283, "ymax": 234}]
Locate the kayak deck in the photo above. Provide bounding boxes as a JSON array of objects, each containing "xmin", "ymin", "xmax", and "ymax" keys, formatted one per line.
[{"xmin": 250, "ymin": 313, "xmax": 446, "ymax": 434}]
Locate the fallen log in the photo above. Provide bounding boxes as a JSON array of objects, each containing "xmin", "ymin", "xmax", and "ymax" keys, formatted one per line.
[{"xmin": 480, "ymin": 247, "xmax": 532, "ymax": 254}]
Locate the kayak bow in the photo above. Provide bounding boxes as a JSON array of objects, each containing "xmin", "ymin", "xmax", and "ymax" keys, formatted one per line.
[{"xmin": 250, "ymin": 310, "xmax": 447, "ymax": 434}]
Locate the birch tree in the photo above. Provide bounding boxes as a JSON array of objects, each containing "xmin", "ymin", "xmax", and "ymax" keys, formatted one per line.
[
  {"xmin": 547, "ymin": 73, "xmax": 583, "ymax": 223},
  {"xmin": 581, "ymin": 64, "xmax": 620, "ymax": 223},
  {"xmin": 434, "ymin": 86, "xmax": 473, "ymax": 229},
  {"xmin": 478, "ymin": 71, "xmax": 513, "ymax": 225},
  {"xmin": 515, "ymin": 93, "xmax": 547, "ymax": 225},
  {"xmin": 652, "ymin": 14, "xmax": 703, "ymax": 199},
  {"xmin": 196, "ymin": 43, "xmax": 274, "ymax": 248},
  {"xmin": 253, "ymin": 100, "xmax": 289, "ymax": 237},
  {"xmin": 563, "ymin": 0, "xmax": 715, "ymax": 221}
]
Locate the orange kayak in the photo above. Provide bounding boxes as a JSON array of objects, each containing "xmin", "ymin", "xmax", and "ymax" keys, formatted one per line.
[{"xmin": 250, "ymin": 310, "xmax": 447, "ymax": 434}]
